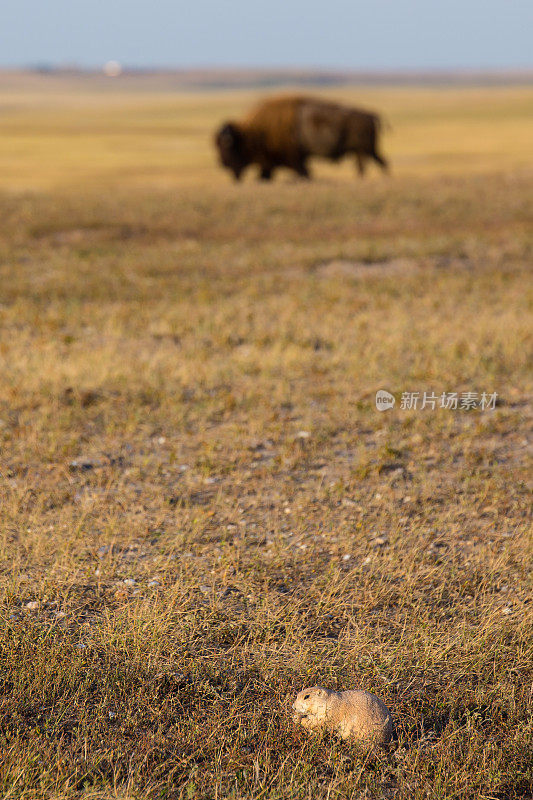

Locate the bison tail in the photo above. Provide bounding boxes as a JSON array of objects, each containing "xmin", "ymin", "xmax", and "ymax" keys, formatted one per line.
[{"xmin": 373, "ymin": 114, "xmax": 392, "ymax": 134}]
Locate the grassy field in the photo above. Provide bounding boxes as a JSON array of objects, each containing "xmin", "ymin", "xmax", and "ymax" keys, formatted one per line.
[{"xmin": 0, "ymin": 75, "xmax": 532, "ymax": 799}]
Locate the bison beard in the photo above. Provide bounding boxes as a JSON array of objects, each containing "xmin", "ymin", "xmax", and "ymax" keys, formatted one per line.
[{"xmin": 214, "ymin": 95, "xmax": 388, "ymax": 181}]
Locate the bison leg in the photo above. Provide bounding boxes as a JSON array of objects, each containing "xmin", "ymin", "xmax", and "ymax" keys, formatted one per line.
[
  {"xmin": 259, "ymin": 166, "xmax": 274, "ymax": 181},
  {"xmin": 372, "ymin": 150, "xmax": 388, "ymax": 171},
  {"xmin": 295, "ymin": 157, "xmax": 311, "ymax": 179},
  {"xmin": 355, "ymin": 154, "xmax": 367, "ymax": 177}
]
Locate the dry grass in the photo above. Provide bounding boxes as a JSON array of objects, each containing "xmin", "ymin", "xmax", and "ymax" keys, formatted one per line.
[
  {"xmin": 0, "ymin": 77, "xmax": 532, "ymax": 799},
  {"xmin": 0, "ymin": 77, "xmax": 532, "ymax": 189}
]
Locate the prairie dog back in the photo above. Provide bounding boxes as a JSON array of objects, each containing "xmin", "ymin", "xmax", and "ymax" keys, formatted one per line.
[{"xmin": 329, "ymin": 689, "xmax": 394, "ymax": 743}]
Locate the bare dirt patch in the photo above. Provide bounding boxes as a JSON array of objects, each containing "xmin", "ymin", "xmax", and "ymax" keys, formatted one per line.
[{"xmin": 316, "ymin": 257, "xmax": 419, "ymax": 279}]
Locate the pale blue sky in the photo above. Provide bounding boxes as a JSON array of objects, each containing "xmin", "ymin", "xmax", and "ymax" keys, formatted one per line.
[{"xmin": 1, "ymin": 0, "xmax": 532, "ymax": 70}]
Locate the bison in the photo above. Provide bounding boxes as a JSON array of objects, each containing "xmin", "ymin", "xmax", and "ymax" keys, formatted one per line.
[{"xmin": 214, "ymin": 95, "xmax": 388, "ymax": 181}]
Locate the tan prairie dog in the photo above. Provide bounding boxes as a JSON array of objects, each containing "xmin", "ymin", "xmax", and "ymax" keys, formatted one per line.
[{"xmin": 292, "ymin": 686, "xmax": 395, "ymax": 745}]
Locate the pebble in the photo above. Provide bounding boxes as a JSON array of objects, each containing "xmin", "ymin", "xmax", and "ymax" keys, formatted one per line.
[
  {"xmin": 123, "ymin": 579, "xmax": 136, "ymax": 587},
  {"xmin": 148, "ymin": 579, "xmax": 160, "ymax": 588},
  {"xmin": 26, "ymin": 601, "xmax": 39, "ymax": 610},
  {"xmin": 502, "ymin": 606, "xmax": 512, "ymax": 615},
  {"xmin": 342, "ymin": 554, "xmax": 351, "ymax": 561}
]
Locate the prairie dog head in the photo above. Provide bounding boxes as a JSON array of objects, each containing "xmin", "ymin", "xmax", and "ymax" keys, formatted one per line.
[{"xmin": 292, "ymin": 686, "xmax": 332, "ymax": 729}]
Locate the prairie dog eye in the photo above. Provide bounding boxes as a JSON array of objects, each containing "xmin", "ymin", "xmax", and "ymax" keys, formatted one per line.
[{"xmin": 304, "ymin": 694, "xmax": 310, "ymax": 699}]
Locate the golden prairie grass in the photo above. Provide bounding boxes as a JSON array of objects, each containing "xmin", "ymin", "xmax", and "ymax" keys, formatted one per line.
[{"xmin": 0, "ymin": 77, "xmax": 532, "ymax": 799}]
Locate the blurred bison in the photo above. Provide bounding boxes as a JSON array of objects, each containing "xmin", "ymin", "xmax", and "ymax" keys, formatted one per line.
[{"xmin": 214, "ymin": 95, "xmax": 388, "ymax": 181}]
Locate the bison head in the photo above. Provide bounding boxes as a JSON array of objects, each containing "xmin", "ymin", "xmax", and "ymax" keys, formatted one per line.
[{"xmin": 214, "ymin": 122, "xmax": 249, "ymax": 180}]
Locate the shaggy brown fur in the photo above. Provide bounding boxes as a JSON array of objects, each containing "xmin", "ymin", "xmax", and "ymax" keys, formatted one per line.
[{"xmin": 214, "ymin": 95, "xmax": 388, "ymax": 181}]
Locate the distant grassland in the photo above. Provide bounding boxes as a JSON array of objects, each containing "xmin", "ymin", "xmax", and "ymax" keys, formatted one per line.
[
  {"xmin": 0, "ymin": 77, "xmax": 532, "ymax": 799},
  {"xmin": 0, "ymin": 77, "xmax": 532, "ymax": 189}
]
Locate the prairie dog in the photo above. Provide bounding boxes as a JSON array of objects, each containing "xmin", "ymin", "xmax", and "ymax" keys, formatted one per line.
[{"xmin": 292, "ymin": 686, "xmax": 394, "ymax": 745}]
